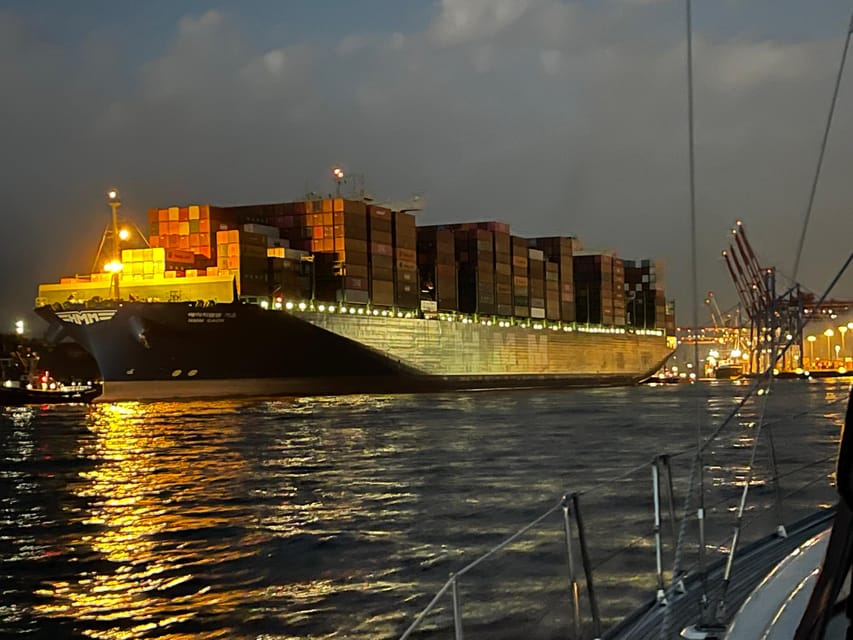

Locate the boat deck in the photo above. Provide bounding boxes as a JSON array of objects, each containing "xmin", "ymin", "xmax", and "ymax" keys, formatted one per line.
[{"xmin": 605, "ymin": 509, "xmax": 837, "ymax": 640}]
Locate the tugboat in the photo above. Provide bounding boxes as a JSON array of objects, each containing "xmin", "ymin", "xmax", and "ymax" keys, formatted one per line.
[{"xmin": 0, "ymin": 346, "xmax": 101, "ymax": 405}]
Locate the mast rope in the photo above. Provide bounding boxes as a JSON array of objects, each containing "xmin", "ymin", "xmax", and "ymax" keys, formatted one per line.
[{"xmin": 792, "ymin": 6, "xmax": 853, "ymax": 282}]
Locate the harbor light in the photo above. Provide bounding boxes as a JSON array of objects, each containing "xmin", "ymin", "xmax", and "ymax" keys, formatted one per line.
[
  {"xmin": 104, "ymin": 260, "xmax": 123, "ymax": 273},
  {"xmin": 298, "ymin": 302, "xmax": 307, "ymax": 311},
  {"xmin": 14, "ymin": 320, "xmax": 24, "ymax": 335},
  {"xmin": 118, "ymin": 228, "xmax": 131, "ymax": 241},
  {"xmin": 824, "ymin": 328, "xmax": 835, "ymax": 362},
  {"xmin": 285, "ymin": 301, "xmax": 294, "ymax": 310}
]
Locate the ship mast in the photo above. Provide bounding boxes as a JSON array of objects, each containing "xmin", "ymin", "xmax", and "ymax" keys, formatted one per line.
[{"xmin": 107, "ymin": 189, "xmax": 122, "ymax": 300}]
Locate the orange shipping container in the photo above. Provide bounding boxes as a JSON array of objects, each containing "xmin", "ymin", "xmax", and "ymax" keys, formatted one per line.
[
  {"xmin": 189, "ymin": 205, "xmax": 200, "ymax": 220},
  {"xmin": 168, "ymin": 206, "xmax": 179, "ymax": 221}
]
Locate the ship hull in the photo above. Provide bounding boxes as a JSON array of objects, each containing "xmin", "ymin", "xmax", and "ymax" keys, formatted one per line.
[{"xmin": 35, "ymin": 302, "xmax": 672, "ymax": 402}]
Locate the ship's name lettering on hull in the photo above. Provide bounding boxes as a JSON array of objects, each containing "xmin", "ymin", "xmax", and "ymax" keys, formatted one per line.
[{"xmin": 187, "ymin": 312, "xmax": 237, "ymax": 324}]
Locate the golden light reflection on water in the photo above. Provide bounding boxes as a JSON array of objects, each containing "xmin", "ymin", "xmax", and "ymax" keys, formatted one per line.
[{"xmin": 34, "ymin": 402, "xmax": 269, "ymax": 639}]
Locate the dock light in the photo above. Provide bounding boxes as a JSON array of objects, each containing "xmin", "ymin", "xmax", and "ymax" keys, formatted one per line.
[
  {"xmin": 807, "ymin": 335, "xmax": 817, "ymax": 364},
  {"xmin": 373, "ymin": 309, "xmax": 379, "ymax": 316},
  {"xmin": 318, "ymin": 304, "xmax": 326, "ymax": 312},
  {"xmin": 108, "ymin": 189, "xmax": 119, "ymax": 202},
  {"xmin": 14, "ymin": 320, "xmax": 24, "ymax": 335},
  {"xmin": 285, "ymin": 301, "xmax": 294, "ymax": 310},
  {"xmin": 357, "ymin": 308, "xmax": 364, "ymax": 315},
  {"xmin": 104, "ymin": 260, "xmax": 123, "ymax": 273},
  {"xmin": 260, "ymin": 300, "xmax": 269, "ymax": 309},
  {"xmin": 298, "ymin": 302, "xmax": 307, "ymax": 311},
  {"xmin": 118, "ymin": 228, "xmax": 130, "ymax": 241},
  {"xmin": 349, "ymin": 307, "xmax": 356, "ymax": 314},
  {"xmin": 824, "ymin": 328, "xmax": 835, "ymax": 362},
  {"xmin": 328, "ymin": 305, "xmax": 335, "ymax": 313},
  {"xmin": 332, "ymin": 167, "xmax": 344, "ymax": 179}
]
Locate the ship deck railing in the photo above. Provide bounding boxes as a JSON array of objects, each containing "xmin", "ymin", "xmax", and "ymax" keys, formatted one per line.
[{"xmin": 393, "ymin": 383, "xmax": 848, "ymax": 640}]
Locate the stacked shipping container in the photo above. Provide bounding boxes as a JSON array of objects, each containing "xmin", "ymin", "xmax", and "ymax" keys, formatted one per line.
[
  {"xmin": 624, "ymin": 259, "xmax": 667, "ymax": 329},
  {"xmin": 454, "ymin": 227, "xmax": 496, "ymax": 315},
  {"xmin": 366, "ymin": 205, "xmax": 394, "ymax": 307},
  {"xmin": 492, "ymin": 225, "xmax": 512, "ymax": 317},
  {"xmin": 142, "ymin": 198, "xmax": 667, "ymax": 325},
  {"xmin": 511, "ymin": 236, "xmax": 529, "ymax": 318},
  {"xmin": 531, "ymin": 237, "xmax": 577, "ymax": 323},
  {"xmin": 120, "ymin": 248, "xmax": 167, "ymax": 280},
  {"xmin": 528, "ymin": 248, "xmax": 546, "ymax": 319},
  {"xmin": 148, "ymin": 205, "xmax": 233, "ymax": 264},
  {"xmin": 573, "ymin": 253, "xmax": 615, "ymax": 325},
  {"xmin": 393, "ymin": 211, "xmax": 419, "ymax": 309},
  {"xmin": 416, "ymin": 227, "xmax": 457, "ymax": 312},
  {"xmin": 215, "ymin": 230, "xmax": 268, "ymax": 296}
]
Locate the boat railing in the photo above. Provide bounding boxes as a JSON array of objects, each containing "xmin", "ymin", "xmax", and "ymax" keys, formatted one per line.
[{"xmin": 394, "ymin": 397, "xmax": 843, "ymax": 640}]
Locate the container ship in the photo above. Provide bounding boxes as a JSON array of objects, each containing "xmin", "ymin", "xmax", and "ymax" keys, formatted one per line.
[{"xmin": 34, "ymin": 196, "xmax": 675, "ymax": 401}]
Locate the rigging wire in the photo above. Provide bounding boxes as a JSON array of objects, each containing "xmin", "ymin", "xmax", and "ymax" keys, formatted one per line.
[{"xmin": 792, "ymin": 8, "xmax": 853, "ymax": 283}]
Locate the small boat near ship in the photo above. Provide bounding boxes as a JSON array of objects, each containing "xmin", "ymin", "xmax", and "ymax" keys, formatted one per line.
[
  {"xmin": 0, "ymin": 347, "xmax": 101, "ymax": 405},
  {"xmin": 0, "ymin": 381, "xmax": 102, "ymax": 406}
]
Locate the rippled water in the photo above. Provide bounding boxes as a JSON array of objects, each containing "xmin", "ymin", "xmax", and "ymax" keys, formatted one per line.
[{"xmin": 1, "ymin": 380, "xmax": 850, "ymax": 639}]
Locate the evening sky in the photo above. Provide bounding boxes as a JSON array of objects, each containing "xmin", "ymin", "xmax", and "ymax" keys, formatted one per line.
[{"xmin": 2, "ymin": 0, "xmax": 852, "ymax": 330}]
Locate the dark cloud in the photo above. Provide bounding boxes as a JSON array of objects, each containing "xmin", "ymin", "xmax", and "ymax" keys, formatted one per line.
[{"xmin": 2, "ymin": 2, "xmax": 851, "ymax": 333}]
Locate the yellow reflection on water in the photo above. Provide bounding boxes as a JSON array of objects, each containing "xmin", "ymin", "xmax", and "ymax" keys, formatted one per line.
[{"xmin": 34, "ymin": 402, "xmax": 265, "ymax": 639}]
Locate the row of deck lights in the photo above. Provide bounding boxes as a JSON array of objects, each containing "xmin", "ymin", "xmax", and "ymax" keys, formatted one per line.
[{"xmin": 258, "ymin": 298, "xmax": 664, "ymax": 336}]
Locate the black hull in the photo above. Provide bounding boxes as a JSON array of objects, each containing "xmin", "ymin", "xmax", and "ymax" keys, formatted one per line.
[
  {"xmin": 35, "ymin": 302, "xmax": 672, "ymax": 402},
  {"xmin": 0, "ymin": 384, "xmax": 102, "ymax": 406}
]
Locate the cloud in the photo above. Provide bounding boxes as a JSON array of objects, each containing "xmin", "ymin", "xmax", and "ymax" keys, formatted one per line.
[
  {"xmin": 429, "ymin": 0, "xmax": 538, "ymax": 46},
  {"xmin": 1, "ymin": 3, "xmax": 851, "ymax": 330}
]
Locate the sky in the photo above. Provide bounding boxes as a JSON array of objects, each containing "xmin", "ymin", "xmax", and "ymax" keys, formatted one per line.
[{"xmin": 2, "ymin": 0, "xmax": 852, "ymax": 332}]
